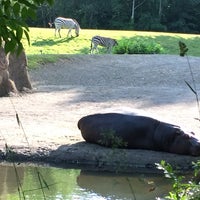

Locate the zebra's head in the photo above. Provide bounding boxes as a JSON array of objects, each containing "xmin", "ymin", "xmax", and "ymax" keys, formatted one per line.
[
  {"xmin": 75, "ymin": 25, "xmax": 79, "ymax": 37},
  {"xmin": 114, "ymin": 39, "xmax": 118, "ymax": 46},
  {"xmin": 73, "ymin": 19, "xmax": 80, "ymax": 37}
]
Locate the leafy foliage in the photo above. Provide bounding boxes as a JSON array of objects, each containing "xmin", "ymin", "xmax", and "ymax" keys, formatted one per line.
[
  {"xmin": 98, "ymin": 129, "xmax": 127, "ymax": 148},
  {"xmin": 0, "ymin": 0, "xmax": 54, "ymax": 54},
  {"xmin": 156, "ymin": 160, "xmax": 200, "ymax": 200},
  {"xmin": 113, "ymin": 37, "xmax": 163, "ymax": 54}
]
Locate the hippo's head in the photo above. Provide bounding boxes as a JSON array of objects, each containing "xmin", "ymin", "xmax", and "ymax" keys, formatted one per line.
[
  {"xmin": 188, "ymin": 135, "xmax": 200, "ymax": 156},
  {"xmin": 170, "ymin": 129, "xmax": 200, "ymax": 156}
]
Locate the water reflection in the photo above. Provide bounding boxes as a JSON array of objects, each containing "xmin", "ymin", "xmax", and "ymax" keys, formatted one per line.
[
  {"xmin": 0, "ymin": 164, "xmax": 24, "ymax": 199},
  {"xmin": 77, "ymin": 170, "xmax": 171, "ymax": 200},
  {"xmin": 0, "ymin": 163, "xmax": 171, "ymax": 200}
]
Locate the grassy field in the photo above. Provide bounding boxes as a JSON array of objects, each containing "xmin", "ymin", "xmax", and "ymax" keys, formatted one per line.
[{"xmin": 23, "ymin": 27, "xmax": 200, "ymax": 69}]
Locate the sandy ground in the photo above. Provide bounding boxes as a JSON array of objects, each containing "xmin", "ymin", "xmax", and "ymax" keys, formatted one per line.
[{"xmin": 1, "ymin": 54, "xmax": 200, "ymax": 172}]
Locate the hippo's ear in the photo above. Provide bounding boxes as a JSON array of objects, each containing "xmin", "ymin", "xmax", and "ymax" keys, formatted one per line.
[
  {"xmin": 191, "ymin": 132, "xmax": 195, "ymax": 135},
  {"xmin": 175, "ymin": 129, "xmax": 182, "ymax": 135},
  {"xmin": 183, "ymin": 134, "xmax": 190, "ymax": 139}
]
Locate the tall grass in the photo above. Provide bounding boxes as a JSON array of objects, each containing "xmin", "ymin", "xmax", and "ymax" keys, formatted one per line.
[{"xmin": 23, "ymin": 28, "xmax": 200, "ymax": 69}]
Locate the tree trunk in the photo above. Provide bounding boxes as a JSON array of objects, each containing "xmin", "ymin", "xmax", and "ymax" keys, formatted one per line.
[
  {"xmin": 0, "ymin": 46, "xmax": 32, "ymax": 97},
  {"xmin": 159, "ymin": 0, "xmax": 162, "ymax": 19},
  {"xmin": 8, "ymin": 50, "xmax": 32, "ymax": 92},
  {"xmin": 131, "ymin": 0, "xmax": 135, "ymax": 22},
  {"xmin": 0, "ymin": 46, "xmax": 14, "ymax": 96},
  {"xmin": 131, "ymin": 0, "xmax": 146, "ymax": 22}
]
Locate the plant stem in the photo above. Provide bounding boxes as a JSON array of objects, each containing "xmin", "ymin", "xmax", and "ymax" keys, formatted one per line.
[{"xmin": 186, "ymin": 54, "xmax": 200, "ymax": 120}]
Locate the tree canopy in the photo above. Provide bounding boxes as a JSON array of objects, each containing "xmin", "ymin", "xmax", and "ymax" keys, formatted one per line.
[
  {"xmin": 34, "ymin": 0, "xmax": 200, "ymax": 34},
  {"xmin": 0, "ymin": 0, "xmax": 54, "ymax": 54},
  {"xmin": 1, "ymin": 0, "xmax": 200, "ymax": 54}
]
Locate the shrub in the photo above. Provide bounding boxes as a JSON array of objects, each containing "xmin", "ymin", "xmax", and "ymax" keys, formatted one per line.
[
  {"xmin": 98, "ymin": 129, "xmax": 127, "ymax": 148},
  {"xmin": 113, "ymin": 40, "xmax": 127, "ymax": 54},
  {"xmin": 156, "ymin": 160, "xmax": 200, "ymax": 200},
  {"xmin": 113, "ymin": 37, "xmax": 163, "ymax": 54}
]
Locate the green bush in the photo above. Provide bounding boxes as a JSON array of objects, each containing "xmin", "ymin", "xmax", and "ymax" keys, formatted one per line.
[
  {"xmin": 113, "ymin": 37, "xmax": 164, "ymax": 54},
  {"xmin": 98, "ymin": 129, "xmax": 127, "ymax": 148},
  {"xmin": 156, "ymin": 160, "xmax": 200, "ymax": 200},
  {"xmin": 113, "ymin": 40, "xmax": 127, "ymax": 54}
]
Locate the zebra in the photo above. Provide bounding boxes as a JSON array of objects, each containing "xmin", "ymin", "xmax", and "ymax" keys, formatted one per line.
[
  {"xmin": 90, "ymin": 35, "xmax": 118, "ymax": 54},
  {"xmin": 49, "ymin": 17, "xmax": 80, "ymax": 38}
]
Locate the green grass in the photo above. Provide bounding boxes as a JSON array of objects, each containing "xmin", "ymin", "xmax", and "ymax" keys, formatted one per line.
[{"xmin": 23, "ymin": 28, "xmax": 200, "ymax": 69}]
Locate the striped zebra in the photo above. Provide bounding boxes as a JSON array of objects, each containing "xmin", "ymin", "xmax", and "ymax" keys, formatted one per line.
[
  {"xmin": 49, "ymin": 17, "xmax": 80, "ymax": 38},
  {"xmin": 90, "ymin": 35, "xmax": 118, "ymax": 54}
]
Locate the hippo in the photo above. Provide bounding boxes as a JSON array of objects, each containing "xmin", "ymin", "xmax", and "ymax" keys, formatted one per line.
[{"xmin": 77, "ymin": 113, "xmax": 200, "ymax": 156}]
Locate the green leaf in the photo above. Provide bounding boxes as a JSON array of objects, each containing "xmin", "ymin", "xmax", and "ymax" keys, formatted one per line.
[
  {"xmin": 13, "ymin": 2, "xmax": 21, "ymax": 17},
  {"xmin": 4, "ymin": 40, "xmax": 16, "ymax": 54},
  {"xmin": 21, "ymin": 6, "xmax": 28, "ymax": 18},
  {"xmin": 47, "ymin": 0, "xmax": 54, "ymax": 5},
  {"xmin": 16, "ymin": 26, "xmax": 23, "ymax": 42},
  {"xmin": 27, "ymin": 7, "xmax": 36, "ymax": 19},
  {"xmin": 24, "ymin": 29, "xmax": 30, "ymax": 46},
  {"xmin": 18, "ymin": 0, "xmax": 36, "ymax": 9}
]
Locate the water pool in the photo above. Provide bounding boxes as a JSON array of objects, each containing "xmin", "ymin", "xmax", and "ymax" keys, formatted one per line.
[{"xmin": 0, "ymin": 163, "xmax": 171, "ymax": 200}]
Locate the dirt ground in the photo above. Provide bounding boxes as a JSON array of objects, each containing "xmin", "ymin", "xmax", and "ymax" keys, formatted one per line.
[{"xmin": 1, "ymin": 54, "xmax": 200, "ymax": 172}]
